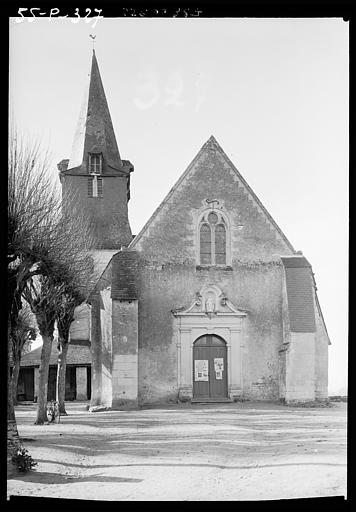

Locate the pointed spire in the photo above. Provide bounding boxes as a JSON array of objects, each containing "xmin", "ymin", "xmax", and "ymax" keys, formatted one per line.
[{"xmin": 67, "ymin": 50, "xmax": 123, "ymax": 172}]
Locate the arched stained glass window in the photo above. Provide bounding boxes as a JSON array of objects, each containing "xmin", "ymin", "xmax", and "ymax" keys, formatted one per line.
[{"xmin": 199, "ymin": 209, "xmax": 228, "ymax": 265}]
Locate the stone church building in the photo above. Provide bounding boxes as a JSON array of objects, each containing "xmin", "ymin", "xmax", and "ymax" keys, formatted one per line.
[{"xmin": 58, "ymin": 50, "xmax": 330, "ymax": 408}]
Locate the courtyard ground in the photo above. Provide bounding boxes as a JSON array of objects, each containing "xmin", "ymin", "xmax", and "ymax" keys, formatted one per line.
[{"xmin": 7, "ymin": 400, "xmax": 347, "ymax": 501}]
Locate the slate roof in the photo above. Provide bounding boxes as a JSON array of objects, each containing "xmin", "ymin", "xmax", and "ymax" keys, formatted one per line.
[
  {"xmin": 281, "ymin": 256, "xmax": 312, "ymax": 268},
  {"xmin": 111, "ymin": 250, "xmax": 139, "ymax": 300},
  {"xmin": 87, "ymin": 249, "xmax": 118, "ymax": 294},
  {"xmin": 281, "ymin": 256, "xmax": 316, "ymax": 333},
  {"xmin": 20, "ymin": 342, "xmax": 91, "ymax": 368},
  {"xmin": 65, "ymin": 50, "xmax": 125, "ymax": 174}
]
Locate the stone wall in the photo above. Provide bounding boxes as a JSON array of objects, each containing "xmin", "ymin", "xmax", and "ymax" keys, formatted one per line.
[
  {"xmin": 112, "ymin": 300, "xmax": 138, "ymax": 408},
  {"xmin": 135, "ymin": 259, "xmax": 286, "ymax": 404},
  {"xmin": 285, "ymin": 332, "xmax": 316, "ymax": 402},
  {"xmin": 90, "ymin": 263, "xmax": 113, "ymax": 408},
  {"xmin": 133, "ymin": 145, "xmax": 292, "ymax": 264},
  {"xmin": 313, "ymin": 290, "xmax": 329, "ymax": 400},
  {"xmin": 129, "ymin": 143, "xmax": 293, "ymax": 404}
]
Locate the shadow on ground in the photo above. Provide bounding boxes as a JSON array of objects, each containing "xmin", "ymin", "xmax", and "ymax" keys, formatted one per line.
[{"xmin": 10, "ymin": 471, "xmax": 143, "ymax": 484}]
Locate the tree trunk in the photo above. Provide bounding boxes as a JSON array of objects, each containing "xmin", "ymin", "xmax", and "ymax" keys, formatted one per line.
[
  {"xmin": 8, "ymin": 364, "xmax": 21, "ymax": 463},
  {"xmin": 11, "ymin": 353, "xmax": 21, "ymax": 405},
  {"xmin": 56, "ymin": 341, "xmax": 69, "ymax": 415},
  {"xmin": 7, "ymin": 320, "xmax": 21, "ymax": 463},
  {"xmin": 35, "ymin": 334, "xmax": 53, "ymax": 424}
]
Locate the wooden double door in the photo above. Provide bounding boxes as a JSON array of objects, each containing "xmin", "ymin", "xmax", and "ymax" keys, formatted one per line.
[{"xmin": 193, "ymin": 335, "xmax": 228, "ymax": 400}]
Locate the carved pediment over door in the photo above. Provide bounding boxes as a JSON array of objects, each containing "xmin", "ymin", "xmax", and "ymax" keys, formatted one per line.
[{"xmin": 172, "ymin": 284, "xmax": 248, "ymax": 318}]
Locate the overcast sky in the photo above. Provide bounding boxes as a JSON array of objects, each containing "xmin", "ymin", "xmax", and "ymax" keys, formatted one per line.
[{"xmin": 9, "ymin": 17, "xmax": 348, "ymax": 395}]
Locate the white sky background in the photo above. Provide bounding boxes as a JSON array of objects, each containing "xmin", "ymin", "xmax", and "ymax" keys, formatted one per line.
[{"xmin": 9, "ymin": 17, "xmax": 348, "ymax": 395}]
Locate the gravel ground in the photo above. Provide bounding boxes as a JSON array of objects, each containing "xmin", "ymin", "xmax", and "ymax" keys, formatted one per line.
[{"xmin": 7, "ymin": 401, "xmax": 347, "ymax": 501}]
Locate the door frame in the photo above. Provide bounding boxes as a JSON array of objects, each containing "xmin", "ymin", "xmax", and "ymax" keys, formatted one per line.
[
  {"xmin": 176, "ymin": 319, "xmax": 244, "ymax": 401},
  {"xmin": 193, "ymin": 334, "xmax": 228, "ymax": 399},
  {"xmin": 172, "ymin": 285, "xmax": 247, "ymax": 402}
]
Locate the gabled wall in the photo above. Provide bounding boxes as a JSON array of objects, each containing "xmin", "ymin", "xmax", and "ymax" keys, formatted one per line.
[
  {"xmin": 126, "ymin": 140, "xmax": 295, "ymax": 404},
  {"xmin": 132, "ymin": 141, "xmax": 292, "ymax": 263}
]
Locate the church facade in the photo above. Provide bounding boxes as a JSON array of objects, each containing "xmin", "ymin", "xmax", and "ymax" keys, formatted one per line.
[{"xmin": 59, "ymin": 51, "xmax": 330, "ymax": 408}]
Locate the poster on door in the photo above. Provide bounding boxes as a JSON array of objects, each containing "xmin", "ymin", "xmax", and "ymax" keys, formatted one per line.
[
  {"xmin": 214, "ymin": 358, "xmax": 224, "ymax": 380},
  {"xmin": 195, "ymin": 360, "xmax": 209, "ymax": 381}
]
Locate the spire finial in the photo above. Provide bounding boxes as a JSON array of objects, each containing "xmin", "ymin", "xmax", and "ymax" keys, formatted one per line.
[{"xmin": 89, "ymin": 34, "xmax": 96, "ymax": 52}]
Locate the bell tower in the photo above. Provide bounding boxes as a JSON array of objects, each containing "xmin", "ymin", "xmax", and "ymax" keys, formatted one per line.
[{"xmin": 58, "ymin": 50, "xmax": 133, "ymax": 249}]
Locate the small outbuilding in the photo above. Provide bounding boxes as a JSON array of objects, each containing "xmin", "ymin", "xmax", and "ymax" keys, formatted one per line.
[{"xmin": 17, "ymin": 341, "xmax": 91, "ymax": 402}]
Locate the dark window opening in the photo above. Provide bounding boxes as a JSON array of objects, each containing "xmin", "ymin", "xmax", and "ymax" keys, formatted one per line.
[{"xmin": 89, "ymin": 153, "xmax": 102, "ymax": 174}]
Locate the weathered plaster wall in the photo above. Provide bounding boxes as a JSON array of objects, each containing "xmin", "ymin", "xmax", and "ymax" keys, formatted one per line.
[
  {"xmin": 136, "ymin": 260, "xmax": 285, "ymax": 404},
  {"xmin": 313, "ymin": 291, "xmax": 329, "ymax": 400},
  {"xmin": 133, "ymin": 146, "xmax": 292, "ymax": 263},
  {"xmin": 61, "ymin": 175, "xmax": 132, "ymax": 249},
  {"xmin": 76, "ymin": 367, "xmax": 88, "ymax": 400},
  {"xmin": 90, "ymin": 264, "xmax": 113, "ymax": 408},
  {"xmin": 131, "ymin": 145, "xmax": 293, "ymax": 404},
  {"xmin": 278, "ymin": 269, "xmax": 293, "ymax": 401},
  {"xmin": 285, "ymin": 333, "xmax": 316, "ymax": 402},
  {"xmin": 99, "ymin": 287, "xmax": 112, "ymax": 406},
  {"xmin": 112, "ymin": 300, "xmax": 138, "ymax": 408}
]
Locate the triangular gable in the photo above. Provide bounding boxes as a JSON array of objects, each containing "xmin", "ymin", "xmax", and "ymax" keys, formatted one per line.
[{"xmin": 130, "ymin": 136, "xmax": 294, "ymax": 252}]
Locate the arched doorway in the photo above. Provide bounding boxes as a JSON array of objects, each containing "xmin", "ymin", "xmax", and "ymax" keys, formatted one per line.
[{"xmin": 193, "ymin": 335, "xmax": 228, "ymax": 400}]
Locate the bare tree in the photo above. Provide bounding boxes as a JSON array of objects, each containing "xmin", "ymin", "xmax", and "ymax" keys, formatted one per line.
[
  {"xmin": 54, "ymin": 211, "xmax": 95, "ymax": 414},
  {"xmin": 10, "ymin": 302, "xmax": 37, "ymax": 404},
  {"xmin": 22, "ymin": 204, "xmax": 96, "ymax": 423},
  {"xmin": 9, "ymin": 127, "xmax": 96, "ymax": 436},
  {"xmin": 56, "ymin": 289, "xmax": 81, "ymax": 415},
  {"xmin": 22, "ymin": 273, "xmax": 68, "ymax": 424},
  {"xmin": 8, "ymin": 128, "xmax": 59, "ymax": 457}
]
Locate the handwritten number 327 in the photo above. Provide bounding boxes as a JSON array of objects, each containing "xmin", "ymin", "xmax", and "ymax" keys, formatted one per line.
[{"xmin": 134, "ymin": 72, "xmax": 207, "ymax": 111}]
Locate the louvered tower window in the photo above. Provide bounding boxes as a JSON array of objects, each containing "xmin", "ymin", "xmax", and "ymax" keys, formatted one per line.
[
  {"xmin": 199, "ymin": 210, "xmax": 227, "ymax": 265},
  {"xmin": 88, "ymin": 176, "xmax": 103, "ymax": 198}
]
